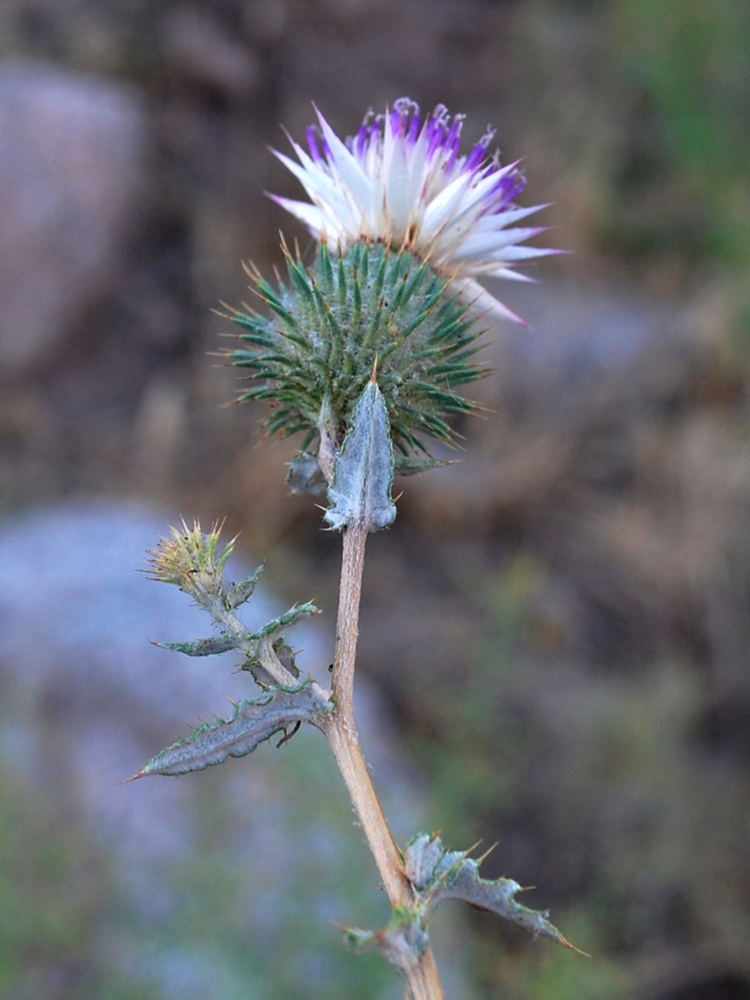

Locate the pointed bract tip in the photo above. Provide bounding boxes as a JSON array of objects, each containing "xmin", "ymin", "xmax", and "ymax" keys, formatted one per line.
[
  {"xmin": 558, "ymin": 934, "xmax": 591, "ymax": 958},
  {"xmin": 119, "ymin": 769, "xmax": 147, "ymax": 785}
]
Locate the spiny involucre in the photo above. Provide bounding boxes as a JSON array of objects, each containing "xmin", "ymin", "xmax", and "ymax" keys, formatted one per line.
[
  {"xmin": 228, "ymin": 240, "xmax": 482, "ymax": 469},
  {"xmin": 226, "ymin": 98, "xmax": 555, "ymax": 482}
]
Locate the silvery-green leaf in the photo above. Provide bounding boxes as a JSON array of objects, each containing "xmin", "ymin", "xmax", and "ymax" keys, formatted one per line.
[
  {"xmin": 226, "ymin": 565, "xmax": 264, "ymax": 609},
  {"xmin": 405, "ymin": 834, "xmax": 587, "ymax": 955},
  {"xmin": 132, "ymin": 682, "xmax": 333, "ymax": 778},
  {"xmin": 155, "ymin": 634, "xmax": 238, "ymax": 657},
  {"xmin": 404, "ymin": 833, "xmax": 444, "ymax": 890},
  {"xmin": 425, "ymin": 855, "xmax": 586, "ymax": 954},
  {"xmin": 249, "ymin": 603, "xmax": 318, "ymax": 641},
  {"xmin": 325, "ymin": 380, "xmax": 396, "ymax": 531}
]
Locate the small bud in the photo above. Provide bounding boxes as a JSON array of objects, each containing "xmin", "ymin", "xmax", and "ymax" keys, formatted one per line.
[{"xmin": 147, "ymin": 520, "xmax": 235, "ymax": 601}]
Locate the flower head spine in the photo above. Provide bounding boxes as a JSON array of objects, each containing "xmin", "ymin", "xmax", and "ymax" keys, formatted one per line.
[{"xmin": 271, "ymin": 98, "xmax": 557, "ymax": 325}]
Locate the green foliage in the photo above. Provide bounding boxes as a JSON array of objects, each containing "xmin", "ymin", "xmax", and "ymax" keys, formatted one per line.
[
  {"xmin": 227, "ymin": 240, "xmax": 484, "ymax": 463},
  {"xmin": 248, "ymin": 602, "xmax": 318, "ymax": 641},
  {"xmin": 0, "ymin": 766, "xmax": 160, "ymax": 999},
  {"xmin": 0, "ymin": 737, "xmax": 397, "ymax": 1000},
  {"xmin": 611, "ymin": 0, "xmax": 750, "ymax": 268},
  {"xmin": 157, "ymin": 634, "xmax": 239, "ymax": 656}
]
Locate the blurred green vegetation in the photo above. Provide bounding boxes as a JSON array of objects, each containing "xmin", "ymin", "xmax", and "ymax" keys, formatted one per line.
[
  {"xmin": 0, "ymin": 765, "xmax": 155, "ymax": 1000},
  {"xmin": 407, "ymin": 549, "xmax": 750, "ymax": 999},
  {"xmin": 613, "ymin": 0, "xmax": 750, "ymax": 269},
  {"xmin": 0, "ymin": 737, "xmax": 401, "ymax": 1000}
]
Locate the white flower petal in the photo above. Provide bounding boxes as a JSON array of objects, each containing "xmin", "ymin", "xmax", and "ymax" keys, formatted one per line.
[
  {"xmin": 385, "ymin": 134, "xmax": 414, "ymax": 235},
  {"xmin": 491, "ymin": 246, "xmax": 560, "ymax": 262},
  {"xmin": 483, "ymin": 267, "xmax": 538, "ymax": 282},
  {"xmin": 270, "ymin": 100, "xmax": 555, "ymax": 324},
  {"xmin": 476, "ymin": 203, "xmax": 552, "ymax": 230},
  {"xmin": 268, "ymin": 196, "xmax": 330, "ymax": 239},
  {"xmin": 313, "ymin": 108, "xmax": 374, "ymax": 216},
  {"xmin": 453, "ymin": 276, "xmax": 529, "ymax": 327},
  {"xmin": 272, "ymin": 149, "xmax": 359, "ymax": 234},
  {"xmin": 451, "ymin": 227, "xmax": 548, "ymax": 262},
  {"xmin": 419, "ymin": 171, "xmax": 477, "ymax": 241}
]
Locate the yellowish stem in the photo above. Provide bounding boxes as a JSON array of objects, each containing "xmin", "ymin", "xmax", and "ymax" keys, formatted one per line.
[{"xmin": 324, "ymin": 521, "xmax": 445, "ymax": 1000}]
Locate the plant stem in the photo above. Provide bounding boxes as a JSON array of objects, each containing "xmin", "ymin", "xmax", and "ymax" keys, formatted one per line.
[{"xmin": 324, "ymin": 521, "xmax": 446, "ymax": 1000}]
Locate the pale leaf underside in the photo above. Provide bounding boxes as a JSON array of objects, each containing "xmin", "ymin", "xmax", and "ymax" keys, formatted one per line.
[
  {"xmin": 325, "ymin": 380, "xmax": 396, "ymax": 531},
  {"xmin": 133, "ymin": 681, "xmax": 333, "ymax": 778}
]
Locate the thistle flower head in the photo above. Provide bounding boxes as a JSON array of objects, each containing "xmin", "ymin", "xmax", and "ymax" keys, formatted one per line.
[
  {"xmin": 226, "ymin": 100, "xmax": 557, "ymax": 508},
  {"xmin": 271, "ymin": 98, "xmax": 556, "ymax": 325}
]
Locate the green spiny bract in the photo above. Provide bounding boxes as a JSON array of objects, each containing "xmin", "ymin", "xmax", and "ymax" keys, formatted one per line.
[{"xmin": 226, "ymin": 239, "xmax": 485, "ymax": 470}]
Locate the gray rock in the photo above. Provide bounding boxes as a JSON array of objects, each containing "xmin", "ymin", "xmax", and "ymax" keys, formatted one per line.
[{"xmin": 0, "ymin": 63, "xmax": 146, "ymax": 377}]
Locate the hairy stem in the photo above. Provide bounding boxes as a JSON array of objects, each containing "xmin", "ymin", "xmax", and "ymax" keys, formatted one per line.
[
  {"xmin": 205, "ymin": 597, "xmax": 299, "ymax": 689},
  {"xmin": 324, "ymin": 521, "xmax": 445, "ymax": 1000}
]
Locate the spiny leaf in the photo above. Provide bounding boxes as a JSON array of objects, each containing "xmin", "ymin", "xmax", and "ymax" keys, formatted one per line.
[
  {"xmin": 394, "ymin": 455, "xmax": 450, "ymax": 477},
  {"xmin": 431, "ymin": 860, "xmax": 587, "ymax": 954},
  {"xmin": 155, "ymin": 635, "xmax": 239, "ymax": 657},
  {"xmin": 131, "ymin": 682, "xmax": 333, "ymax": 778},
  {"xmin": 404, "ymin": 834, "xmax": 587, "ymax": 956},
  {"xmin": 226, "ymin": 565, "xmax": 264, "ymax": 609},
  {"xmin": 404, "ymin": 833, "xmax": 445, "ymax": 890},
  {"xmin": 249, "ymin": 603, "xmax": 319, "ymax": 641}
]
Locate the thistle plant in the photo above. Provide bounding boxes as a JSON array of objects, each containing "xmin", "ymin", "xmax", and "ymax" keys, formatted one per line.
[{"xmin": 134, "ymin": 99, "xmax": 581, "ymax": 999}]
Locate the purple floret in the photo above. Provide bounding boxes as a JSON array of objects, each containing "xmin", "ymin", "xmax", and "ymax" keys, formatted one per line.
[
  {"xmin": 355, "ymin": 124, "xmax": 368, "ymax": 157},
  {"xmin": 408, "ymin": 112, "xmax": 420, "ymax": 144},
  {"xmin": 306, "ymin": 126, "xmax": 321, "ymax": 163},
  {"xmin": 465, "ymin": 141, "xmax": 488, "ymax": 173},
  {"xmin": 489, "ymin": 172, "xmax": 526, "ymax": 211}
]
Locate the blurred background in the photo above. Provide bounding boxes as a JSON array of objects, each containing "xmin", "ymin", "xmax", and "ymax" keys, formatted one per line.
[{"xmin": 1, "ymin": 0, "xmax": 749, "ymax": 998}]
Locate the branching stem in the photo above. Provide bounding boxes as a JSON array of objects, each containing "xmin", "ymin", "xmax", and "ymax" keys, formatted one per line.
[
  {"xmin": 207, "ymin": 597, "xmax": 299, "ymax": 688},
  {"xmin": 323, "ymin": 521, "xmax": 446, "ymax": 1000}
]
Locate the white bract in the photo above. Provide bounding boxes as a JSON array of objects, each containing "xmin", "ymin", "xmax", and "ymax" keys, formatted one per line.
[{"xmin": 271, "ymin": 98, "xmax": 556, "ymax": 324}]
